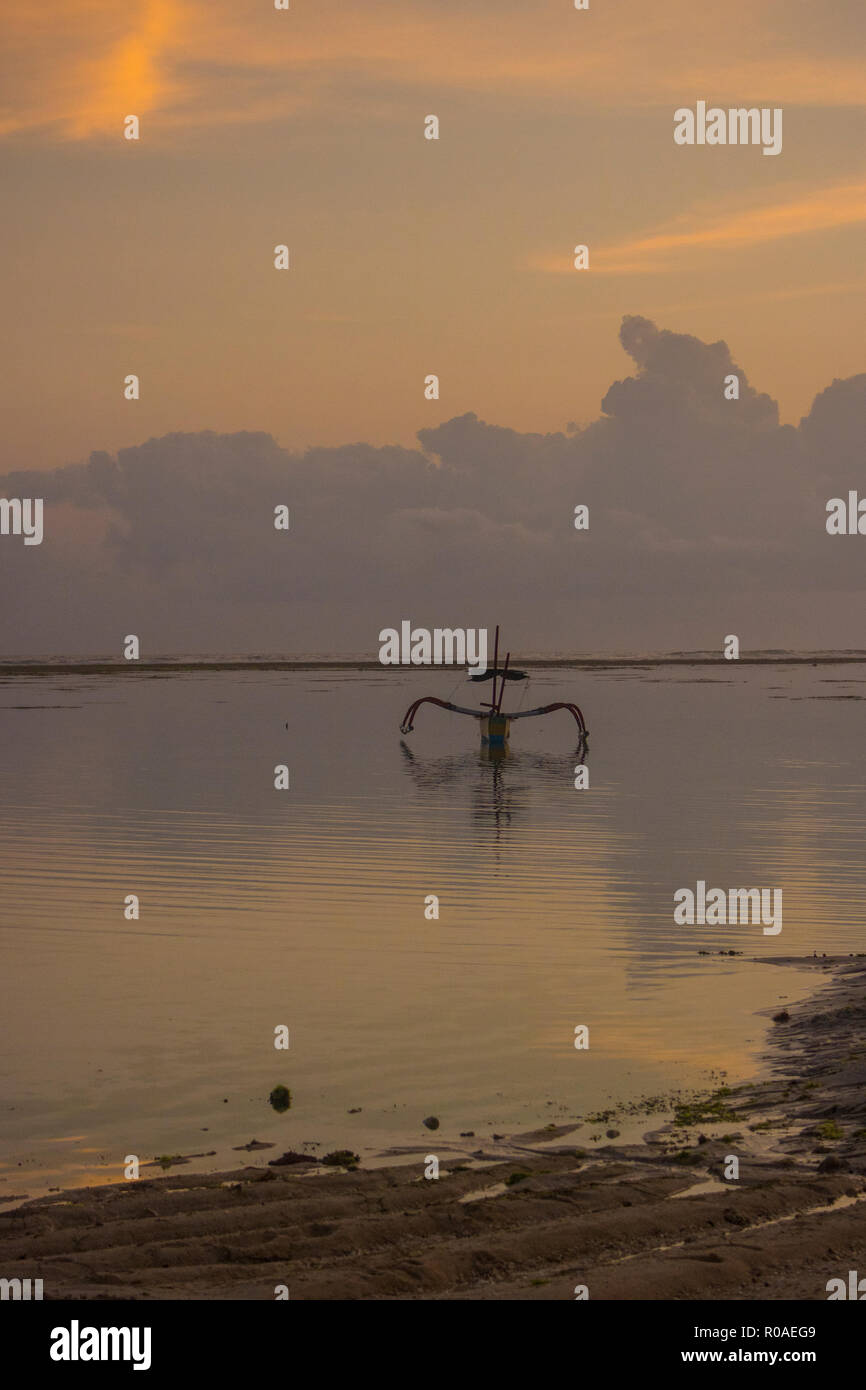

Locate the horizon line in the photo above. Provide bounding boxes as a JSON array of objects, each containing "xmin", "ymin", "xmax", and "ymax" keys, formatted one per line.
[{"xmin": 1, "ymin": 650, "xmax": 865, "ymax": 675}]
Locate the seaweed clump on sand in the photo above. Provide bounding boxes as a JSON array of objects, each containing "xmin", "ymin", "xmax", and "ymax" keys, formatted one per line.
[
  {"xmin": 673, "ymin": 1088, "xmax": 738, "ymax": 1127},
  {"xmin": 269, "ymin": 1085, "xmax": 292, "ymax": 1113},
  {"xmin": 268, "ymin": 1150, "xmax": 317, "ymax": 1167}
]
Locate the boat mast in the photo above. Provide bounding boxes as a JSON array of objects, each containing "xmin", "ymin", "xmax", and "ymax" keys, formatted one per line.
[
  {"xmin": 495, "ymin": 651, "xmax": 511, "ymax": 714},
  {"xmin": 482, "ymin": 624, "xmax": 500, "ymax": 711}
]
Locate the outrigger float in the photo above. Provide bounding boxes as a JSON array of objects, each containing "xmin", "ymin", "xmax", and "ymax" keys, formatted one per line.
[{"xmin": 399, "ymin": 626, "xmax": 588, "ymax": 747}]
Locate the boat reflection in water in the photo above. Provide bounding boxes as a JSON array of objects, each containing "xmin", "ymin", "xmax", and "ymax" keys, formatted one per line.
[{"xmin": 399, "ymin": 735, "xmax": 589, "ymax": 845}]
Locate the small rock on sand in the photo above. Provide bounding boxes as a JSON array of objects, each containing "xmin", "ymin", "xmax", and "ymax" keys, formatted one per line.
[{"xmin": 817, "ymin": 1155, "xmax": 850, "ymax": 1174}]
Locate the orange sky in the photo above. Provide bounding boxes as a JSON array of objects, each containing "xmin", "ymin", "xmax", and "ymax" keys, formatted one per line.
[{"xmin": 1, "ymin": 0, "xmax": 864, "ymax": 468}]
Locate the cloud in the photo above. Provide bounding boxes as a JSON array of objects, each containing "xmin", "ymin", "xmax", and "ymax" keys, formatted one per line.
[
  {"xmin": 798, "ymin": 372, "xmax": 866, "ymax": 470},
  {"xmin": 0, "ymin": 0, "xmax": 186, "ymax": 140},
  {"xmin": 3, "ymin": 0, "xmax": 866, "ymax": 142},
  {"xmin": 0, "ymin": 315, "xmax": 863, "ymax": 655},
  {"xmin": 70, "ymin": 0, "xmax": 185, "ymax": 140},
  {"xmin": 531, "ymin": 180, "xmax": 866, "ymax": 276}
]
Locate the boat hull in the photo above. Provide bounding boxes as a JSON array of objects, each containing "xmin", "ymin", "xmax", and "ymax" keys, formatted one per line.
[{"xmin": 482, "ymin": 713, "xmax": 510, "ymax": 746}]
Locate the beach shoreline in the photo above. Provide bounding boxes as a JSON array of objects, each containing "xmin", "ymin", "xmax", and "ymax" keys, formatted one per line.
[{"xmin": 2, "ymin": 953, "xmax": 865, "ymax": 1300}]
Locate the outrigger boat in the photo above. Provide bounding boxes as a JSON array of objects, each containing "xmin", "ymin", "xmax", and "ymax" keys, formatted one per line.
[{"xmin": 399, "ymin": 626, "xmax": 588, "ymax": 747}]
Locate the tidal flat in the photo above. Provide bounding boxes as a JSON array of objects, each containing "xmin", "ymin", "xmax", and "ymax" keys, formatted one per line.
[{"xmin": 2, "ymin": 955, "xmax": 864, "ymax": 1300}]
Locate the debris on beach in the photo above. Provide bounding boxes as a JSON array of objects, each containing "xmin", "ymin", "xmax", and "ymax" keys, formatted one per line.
[
  {"xmin": 269, "ymin": 1085, "xmax": 292, "ymax": 1113},
  {"xmin": 145, "ymin": 1149, "xmax": 217, "ymax": 1170},
  {"xmin": 322, "ymin": 1150, "xmax": 360, "ymax": 1168}
]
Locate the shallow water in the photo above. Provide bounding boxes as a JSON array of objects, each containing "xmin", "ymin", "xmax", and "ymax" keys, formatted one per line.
[{"xmin": 0, "ymin": 659, "xmax": 863, "ymax": 1198}]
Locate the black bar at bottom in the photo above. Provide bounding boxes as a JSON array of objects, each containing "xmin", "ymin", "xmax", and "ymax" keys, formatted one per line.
[{"xmin": 3, "ymin": 1298, "xmax": 859, "ymax": 1376}]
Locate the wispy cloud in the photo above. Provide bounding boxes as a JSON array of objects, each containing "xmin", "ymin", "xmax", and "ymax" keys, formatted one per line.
[
  {"xmin": 0, "ymin": 0, "xmax": 186, "ymax": 139},
  {"xmin": 2, "ymin": 0, "xmax": 866, "ymax": 142},
  {"xmin": 531, "ymin": 179, "xmax": 866, "ymax": 276},
  {"xmin": 69, "ymin": 0, "xmax": 185, "ymax": 139}
]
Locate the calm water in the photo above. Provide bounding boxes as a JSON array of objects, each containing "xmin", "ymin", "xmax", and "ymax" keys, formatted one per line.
[{"xmin": 1, "ymin": 660, "xmax": 864, "ymax": 1199}]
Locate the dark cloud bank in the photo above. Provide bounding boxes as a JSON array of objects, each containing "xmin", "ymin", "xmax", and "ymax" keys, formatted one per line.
[{"xmin": 1, "ymin": 316, "xmax": 864, "ymax": 656}]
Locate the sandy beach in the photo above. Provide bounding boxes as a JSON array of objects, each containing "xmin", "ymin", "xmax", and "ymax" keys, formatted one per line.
[{"xmin": 3, "ymin": 954, "xmax": 865, "ymax": 1301}]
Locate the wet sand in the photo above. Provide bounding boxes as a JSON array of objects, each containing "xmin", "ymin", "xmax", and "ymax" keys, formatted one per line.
[{"xmin": 3, "ymin": 955, "xmax": 865, "ymax": 1300}]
